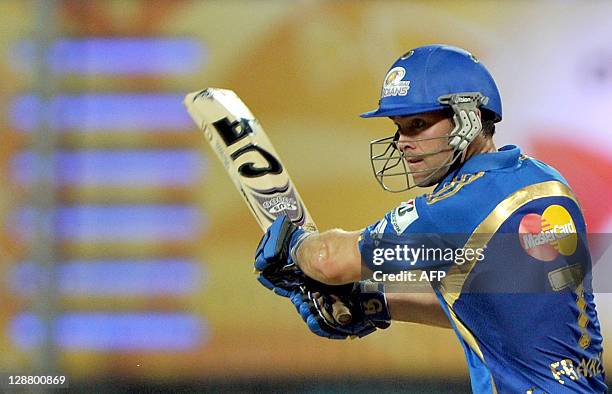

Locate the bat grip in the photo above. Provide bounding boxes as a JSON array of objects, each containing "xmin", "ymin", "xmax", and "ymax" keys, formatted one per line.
[{"xmin": 331, "ymin": 298, "xmax": 352, "ymax": 325}]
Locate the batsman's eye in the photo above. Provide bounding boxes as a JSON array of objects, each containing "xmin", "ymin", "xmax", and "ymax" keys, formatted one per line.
[
  {"xmin": 396, "ymin": 119, "xmax": 427, "ymax": 136},
  {"xmin": 411, "ymin": 119, "xmax": 426, "ymax": 129}
]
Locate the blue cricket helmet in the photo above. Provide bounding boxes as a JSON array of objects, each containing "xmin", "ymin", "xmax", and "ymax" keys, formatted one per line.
[{"xmin": 361, "ymin": 44, "xmax": 502, "ymax": 122}]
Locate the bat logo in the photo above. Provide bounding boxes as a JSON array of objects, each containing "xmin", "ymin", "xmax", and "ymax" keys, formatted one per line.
[
  {"xmin": 263, "ymin": 196, "xmax": 298, "ymax": 213},
  {"xmin": 213, "ymin": 117, "xmax": 283, "ymax": 177},
  {"xmin": 192, "ymin": 88, "xmax": 214, "ymax": 101},
  {"xmin": 250, "ymin": 184, "xmax": 306, "ymax": 225}
]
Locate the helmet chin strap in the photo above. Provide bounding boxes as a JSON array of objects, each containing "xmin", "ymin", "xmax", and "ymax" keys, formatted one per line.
[{"xmin": 459, "ymin": 145, "xmax": 469, "ymax": 163}]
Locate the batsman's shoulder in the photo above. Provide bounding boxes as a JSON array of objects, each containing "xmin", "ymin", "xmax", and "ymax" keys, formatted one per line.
[
  {"xmin": 361, "ymin": 195, "xmax": 431, "ymax": 242},
  {"xmin": 362, "ymin": 171, "xmax": 497, "ymax": 240},
  {"xmin": 421, "ymin": 170, "xmax": 501, "ymax": 232}
]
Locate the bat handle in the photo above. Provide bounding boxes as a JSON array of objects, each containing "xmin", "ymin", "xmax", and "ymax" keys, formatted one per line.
[{"xmin": 331, "ymin": 298, "xmax": 352, "ymax": 325}]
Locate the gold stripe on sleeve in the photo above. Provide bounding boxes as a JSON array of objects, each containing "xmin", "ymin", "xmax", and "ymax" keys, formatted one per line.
[
  {"xmin": 439, "ymin": 180, "xmax": 578, "ymax": 306},
  {"xmin": 435, "ymin": 180, "xmax": 578, "ymax": 370}
]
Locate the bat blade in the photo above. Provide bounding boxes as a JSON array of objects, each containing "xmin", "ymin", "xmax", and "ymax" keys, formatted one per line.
[
  {"xmin": 183, "ymin": 87, "xmax": 352, "ymax": 326},
  {"xmin": 184, "ymin": 88, "xmax": 316, "ymax": 232}
]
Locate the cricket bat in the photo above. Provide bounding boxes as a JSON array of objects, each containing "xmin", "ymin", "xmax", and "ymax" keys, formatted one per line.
[{"xmin": 183, "ymin": 88, "xmax": 352, "ymax": 325}]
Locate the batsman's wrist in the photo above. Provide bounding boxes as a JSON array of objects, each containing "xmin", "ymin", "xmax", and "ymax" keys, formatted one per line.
[{"xmin": 289, "ymin": 229, "xmax": 315, "ymax": 267}]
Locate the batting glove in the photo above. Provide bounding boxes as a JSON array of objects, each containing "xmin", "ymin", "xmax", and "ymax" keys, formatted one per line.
[
  {"xmin": 290, "ymin": 281, "xmax": 391, "ymax": 340},
  {"xmin": 254, "ymin": 215, "xmax": 312, "ymax": 297}
]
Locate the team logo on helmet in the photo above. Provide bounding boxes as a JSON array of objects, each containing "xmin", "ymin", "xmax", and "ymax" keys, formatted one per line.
[
  {"xmin": 518, "ymin": 205, "xmax": 577, "ymax": 261},
  {"xmin": 381, "ymin": 67, "xmax": 410, "ymax": 98}
]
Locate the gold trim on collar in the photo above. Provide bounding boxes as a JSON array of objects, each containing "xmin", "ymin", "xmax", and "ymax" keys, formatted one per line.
[{"xmin": 427, "ymin": 172, "xmax": 485, "ymax": 205}]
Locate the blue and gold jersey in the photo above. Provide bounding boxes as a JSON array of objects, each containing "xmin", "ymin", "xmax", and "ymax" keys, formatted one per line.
[{"xmin": 359, "ymin": 145, "xmax": 607, "ymax": 393}]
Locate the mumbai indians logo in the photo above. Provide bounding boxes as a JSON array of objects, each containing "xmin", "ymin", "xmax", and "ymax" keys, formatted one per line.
[
  {"xmin": 381, "ymin": 67, "xmax": 410, "ymax": 98},
  {"xmin": 518, "ymin": 205, "xmax": 577, "ymax": 261}
]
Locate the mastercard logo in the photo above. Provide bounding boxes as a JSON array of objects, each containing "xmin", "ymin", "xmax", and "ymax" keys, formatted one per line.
[{"xmin": 518, "ymin": 205, "xmax": 577, "ymax": 261}]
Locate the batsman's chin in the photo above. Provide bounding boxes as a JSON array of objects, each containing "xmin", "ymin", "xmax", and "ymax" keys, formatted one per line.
[
  {"xmin": 411, "ymin": 168, "xmax": 442, "ymax": 188},
  {"xmin": 414, "ymin": 176, "xmax": 434, "ymax": 188}
]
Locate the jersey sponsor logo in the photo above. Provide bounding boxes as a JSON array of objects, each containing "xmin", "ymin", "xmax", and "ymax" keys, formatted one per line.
[
  {"xmin": 549, "ymin": 353, "xmax": 604, "ymax": 385},
  {"xmin": 381, "ymin": 67, "xmax": 410, "ymax": 98},
  {"xmin": 390, "ymin": 199, "xmax": 418, "ymax": 235},
  {"xmin": 519, "ymin": 205, "xmax": 577, "ymax": 261}
]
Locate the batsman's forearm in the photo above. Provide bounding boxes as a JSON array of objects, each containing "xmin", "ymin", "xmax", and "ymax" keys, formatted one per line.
[
  {"xmin": 295, "ymin": 229, "xmax": 362, "ymax": 285},
  {"xmin": 386, "ymin": 291, "xmax": 452, "ymax": 328}
]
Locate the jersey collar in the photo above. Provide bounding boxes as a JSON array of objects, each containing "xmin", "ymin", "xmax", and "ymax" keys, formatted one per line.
[{"xmin": 436, "ymin": 145, "xmax": 521, "ymax": 189}]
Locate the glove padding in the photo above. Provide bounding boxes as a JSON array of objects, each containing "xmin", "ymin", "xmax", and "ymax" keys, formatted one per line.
[
  {"xmin": 290, "ymin": 281, "xmax": 391, "ymax": 340},
  {"xmin": 254, "ymin": 216, "xmax": 310, "ymax": 297}
]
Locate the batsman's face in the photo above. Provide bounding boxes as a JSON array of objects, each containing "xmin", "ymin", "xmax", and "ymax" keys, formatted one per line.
[{"xmin": 390, "ymin": 111, "xmax": 454, "ymax": 186}]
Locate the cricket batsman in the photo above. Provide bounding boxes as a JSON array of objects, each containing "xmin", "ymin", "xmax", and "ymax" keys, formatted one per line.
[{"xmin": 254, "ymin": 45, "xmax": 607, "ymax": 393}]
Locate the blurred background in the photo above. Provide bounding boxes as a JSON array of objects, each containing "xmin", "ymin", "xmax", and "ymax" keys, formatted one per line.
[{"xmin": 1, "ymin": 0, "xmax": 611, "ymax": 392}]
